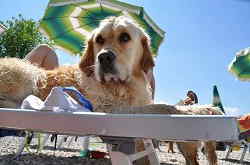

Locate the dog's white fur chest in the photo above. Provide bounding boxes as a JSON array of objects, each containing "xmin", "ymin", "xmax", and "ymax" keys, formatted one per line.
[{"xmin": 77, "ymin": 72, "xmax": 153, "ymax": 112}]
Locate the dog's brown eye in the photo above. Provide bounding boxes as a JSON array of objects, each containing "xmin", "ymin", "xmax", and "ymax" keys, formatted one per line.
[
  {"xmin": 96, "ymin": 35, "xmax": 105, "ymax": 44},
  {"xmin": 119, "ymin": 32, "xmax": 130, "ymax": 43}
]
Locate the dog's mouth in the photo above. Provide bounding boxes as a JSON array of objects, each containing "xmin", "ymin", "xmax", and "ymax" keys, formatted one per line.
[
  {"xmin": 98, "ymin": 67, "xmax": 129, "ymax": 83},
  {"xmin": 99, "ymin": 73, "xmax": 124, "ymax": 83},
  {"xmin": 96, "ymin": 49, "xmax": 128, "ymax": 83},
  {"xmin": 98, "ymin": 66, "xmax": 129, "ymax": 84}
]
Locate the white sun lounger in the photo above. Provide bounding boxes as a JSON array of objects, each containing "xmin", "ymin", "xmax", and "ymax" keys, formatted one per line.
[{"xmin": 0, "ymin": 108, "xmax": 240, "ymax": 165}]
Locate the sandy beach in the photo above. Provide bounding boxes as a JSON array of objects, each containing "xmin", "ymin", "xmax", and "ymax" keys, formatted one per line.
[{"xmin": 0, "ymin": 136, "xmax": 249, "ymax": 165}]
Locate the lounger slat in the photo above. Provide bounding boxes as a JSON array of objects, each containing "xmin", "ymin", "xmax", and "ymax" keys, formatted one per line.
[{"xmin": 0, "ymin": 108, "xmax": 239, "ymax": 141}]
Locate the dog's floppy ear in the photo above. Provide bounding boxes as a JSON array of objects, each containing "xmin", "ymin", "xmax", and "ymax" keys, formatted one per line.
[
  {"xmin": 79, "ymin": 35, "xmax": 95, "ymax": 76},
  {"xmin": 140, "ymin": 35, "xmax": 155, "ymax": 73}
]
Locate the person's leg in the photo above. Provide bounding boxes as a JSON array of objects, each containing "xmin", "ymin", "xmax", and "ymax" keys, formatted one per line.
[{"xmin": 25, "ymin": 44, "xmax": 59, "ymax": 70}]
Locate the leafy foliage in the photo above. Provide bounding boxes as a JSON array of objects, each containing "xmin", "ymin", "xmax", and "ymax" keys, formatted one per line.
[{"xmin": 0, "ymin": 14, "xmax": 52, "ymax": 58}]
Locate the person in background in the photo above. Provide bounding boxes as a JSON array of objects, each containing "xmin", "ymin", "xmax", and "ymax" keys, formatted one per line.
[
  {"xmin": 25, "ymin": 44, "xmax": 59, "ymax": 70},
  {"xmin": 183, "ymin": 90, "xmax": 198, "ymax": 105},
  {"xmin": 167, "ymin": 90, "xmax": 199, "ymax": 153}
]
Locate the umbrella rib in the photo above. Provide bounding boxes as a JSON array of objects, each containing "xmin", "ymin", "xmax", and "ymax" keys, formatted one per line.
[
  {"xmin": 69, "ymin": 1, "xmax": 122, "ymax": 20},
  {"xmin": 42, "ymin": 14, "xmax": 98, "ymax": 22},
  {"xmin": 48, "ymin": 20, "xmax": 102, "ymax": 41},
  {"xmin": 43, "ymin": 3, "xmax": 103, "ymax": 21},
  {"xmin": 99, "ymin": 0, "xmax": 104, "ymax": 14},
  {"xmin": 42, "ymin": 15, "xmax": 106, "ymax": 20},
  {"xmin": 69, "ymin": 3, "xmax": 102, "ymax": 21},
  {"xmin": 42, "ymin": 14, "xmax": 121, "ymax": 21},
  {"xmin": 42, "ymin": 1, "xmax": 124, "ymax": 22}
]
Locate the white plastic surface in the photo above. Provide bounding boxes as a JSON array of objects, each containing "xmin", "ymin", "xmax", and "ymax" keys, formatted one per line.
[{"xmin": 0, "ymin": 108, "xmax": 239, "ymax": 141}]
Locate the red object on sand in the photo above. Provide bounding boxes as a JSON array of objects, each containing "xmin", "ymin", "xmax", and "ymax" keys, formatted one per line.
[{"xmin": 90, "ymin": 151, "xmax": 108, "ymax": 159}]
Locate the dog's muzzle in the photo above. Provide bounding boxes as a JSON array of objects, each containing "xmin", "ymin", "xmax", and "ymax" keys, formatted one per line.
[{"xmin": 98, "ymin": 50, "xmax": 116, "ymax": 74}]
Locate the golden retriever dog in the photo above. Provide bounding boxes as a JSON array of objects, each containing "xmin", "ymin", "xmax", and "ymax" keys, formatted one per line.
[{"xmin": 0, "ymin": 16, "xmax": 220, "ymax": 165}]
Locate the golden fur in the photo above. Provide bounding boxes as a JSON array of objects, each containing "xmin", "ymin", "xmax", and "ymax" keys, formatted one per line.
[{"xmin": 0, "ymin": 16, "xmax": 219, "ymax": 165}]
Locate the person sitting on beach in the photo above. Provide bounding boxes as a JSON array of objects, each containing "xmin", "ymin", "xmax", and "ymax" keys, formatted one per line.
[
  {"xmin": 183, "ymin": 90, "xmax": 198, "ymax": 105},
  {"xmin": 167, "ymin": 90, "xmax": 199, "ymax": 153},
  {"xmin": 24, "ymin": 44, "xmax": 59, "ymax": 70}
]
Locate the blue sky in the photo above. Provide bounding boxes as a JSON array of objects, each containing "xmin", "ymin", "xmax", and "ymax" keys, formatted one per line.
[{"xmin": 1, "ymin": 0, "xmax": 250, "ymax": 116}]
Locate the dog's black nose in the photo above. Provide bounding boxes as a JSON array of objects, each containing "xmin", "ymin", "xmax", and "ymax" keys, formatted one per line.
[{"xmin": 98, "ymin": 51, "xmax": 116, "ymax": 66}]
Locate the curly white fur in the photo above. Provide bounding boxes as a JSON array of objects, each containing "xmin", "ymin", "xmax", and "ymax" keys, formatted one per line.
[{"xmin": 0, "ymin": 58, "xmax": 45, "ymax": 107}]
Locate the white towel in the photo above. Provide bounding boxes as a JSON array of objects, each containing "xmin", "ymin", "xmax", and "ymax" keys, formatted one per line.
[{"xmin": 21, "ymin": 87, "xmax": 91, "ymax": 112}]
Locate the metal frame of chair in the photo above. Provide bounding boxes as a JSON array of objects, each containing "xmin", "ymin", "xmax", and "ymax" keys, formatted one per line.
[{"xmin": 225, "ymin": 140, "xmax": 249, "ymax": 164}]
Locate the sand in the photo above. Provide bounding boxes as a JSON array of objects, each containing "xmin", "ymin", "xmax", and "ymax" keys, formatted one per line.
[{"xmin": 0, "ymin": 136, "xmax": 249, "ymax": 165}]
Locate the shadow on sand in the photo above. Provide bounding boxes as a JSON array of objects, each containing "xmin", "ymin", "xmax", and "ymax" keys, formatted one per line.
[
  {"xmin": 0, "ymin": 153, "xmax": 111, "ymax": 165},
  {"xmin": 0, "ymin": 153, "xmax": 177, "ymax": 165},
  {"xmin": 221, "ymin": 158, "xmax": 250, "ymax": 164}
]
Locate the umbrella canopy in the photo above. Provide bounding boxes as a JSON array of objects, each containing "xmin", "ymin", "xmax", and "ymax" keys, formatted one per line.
[
  {"xmin": 212, "ymin": 85, "xmax": 225, "ymax": 114},
  {"xmin": 39, "ymin": 0, "xmax": 165, "ymax": 56},
  {"xmin": 228, "ymin": 47, "xmax": 250, "ymax": 81}
]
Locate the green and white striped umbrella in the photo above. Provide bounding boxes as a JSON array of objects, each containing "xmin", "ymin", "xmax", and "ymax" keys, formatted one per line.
[
  {"xmin": 228, "ymin": 47, "xmax": 250, "ymax": 81},
  {"xmin": 212, "ymin": 85, "xmax": 225, "ymax": 114},
  {"xmin": 39, "ymin": 0, "xmax": 165, "ymax": 56}
]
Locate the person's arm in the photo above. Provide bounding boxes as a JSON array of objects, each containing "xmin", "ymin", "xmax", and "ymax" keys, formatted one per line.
[
  {"xmin": 238, "ymin": 114, "xmax": 250, "ymax": 129},
  {"xmin": 183, "ymin": 97, "xmax": 196, "ymax": 105}
]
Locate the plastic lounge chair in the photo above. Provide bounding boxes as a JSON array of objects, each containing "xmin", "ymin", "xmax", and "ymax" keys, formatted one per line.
[
  {"xmin": 0, "ymin": 107, "xmax": 240, "ymax": 165},
  {"xmin": 225, "ymin": 115, "xmax": 250, "ymax": 164},
  {"xmin": 225, "ymin": 139, "xmax": 250, "ymax": 164},
  {"xmin": 211, "ymin": 86, "xmax": 250, "ymax": 163},
  {"xmin": 0, "ymin": 86, "xmax": 241, "ymax": 165}
]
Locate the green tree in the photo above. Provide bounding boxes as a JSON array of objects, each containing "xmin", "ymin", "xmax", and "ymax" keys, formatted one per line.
[{"xmin": 0, "ymin": 14, "xmax": 51, "ymax": 58}]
